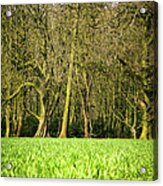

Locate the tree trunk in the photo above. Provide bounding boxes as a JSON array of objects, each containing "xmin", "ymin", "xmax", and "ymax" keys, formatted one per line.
[
  {"xmin": 59, "ymin": 62, "xmax": 73, "ymax": 137},
  {"xmin": 112, "ymin": 87, "xmax": 116, "ymax": 130},
  {"xmin": 148, "ymin": 125, "xmax": 152, "ymax": 139},
  {"xmin": 132, "ymin": 93, "xmax": 138, "ymax": 139},
  {"xmin": 81, "ymin": 96, "xmax": 89, "ymax": 138},
  {"xmin": 139, "ymin": 100, "xmax": 148, "ymax": 139},
  {"xmin": 41, "ymin": 118, "xmax": 51, "ymax": 137},
  {"xmin": 34, "ymin": 115, "xmax": 45, "ymax": 137},
  {"xmin": 12, "ymin": 98, "xmax": 17, "ymax": 136},
  {"xmin": 12, "ymin": 113, "xmax": 17, "ymax": 136},
  {"xmin": 76, "ymin": 67, "xmax": 90, "ymax": 138},
  {"xmin": 132, "ymin": 108, "xmax": 137, "ymax": 139},
  {"xmin": 42, "ymin": 124, "xmax": 47, "ymax": 137},
  {"xmin": 131, "ymin": 127, "xmax": 137, "ymax": 139},
  {"xmin": 34, "ymin": 94, "xmax": 45, "ymax": 137},
  {"xmin": 139, "ymin": 30, "xmax": 150, "ymax": 140},
  {"xmin": 16, "ymin": 111, "xmax": 23, "ymax": 137},
  {"xmin": 5, "ymin": 106, "xmax": 10, "ymax": 138},
  {"xmin": 84, "ymin": 112, "xmax": 89, "ymax": 138},
  {"xmin": 59, "ymin": 4, "xmax": 79, "ymax": 138}
]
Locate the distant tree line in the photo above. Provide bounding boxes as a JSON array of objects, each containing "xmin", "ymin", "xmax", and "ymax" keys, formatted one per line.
[{"xmin": 1, "ymin": 2, "xmax": 158, "ymax": 139}]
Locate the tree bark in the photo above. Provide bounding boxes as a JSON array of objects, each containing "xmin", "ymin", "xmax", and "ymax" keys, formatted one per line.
[
  {"xmin": 12, "ymin": 112, "xmax": 17, "ymax": 136},
  {"xmin": 59, "ymin": 61, "xmax": 73, "ymax": 138},
  {"xmin": 81, "ymin": 94, "xmax": 89, "ymax": 138},
  {"xmin": 5, "ymin": 106, "xmax": 10, "ymax": 138},
  {"xmin": 132, "ymin": 92, "xmax": 138, "ymax": 139},
  {"xmin": 139, "ymin": 100, "xmax": 148, "ymax": 140},
  {"xmin": 59, "ymin": 4, "xmax": 79, "ymax": 138},
  {"xmin": 16, "ymin": 111, "xmax": 23, "ymax": 137},
  {"xmin": 34, "ymin": 94, "xmax": 45, "ymax": 137}
]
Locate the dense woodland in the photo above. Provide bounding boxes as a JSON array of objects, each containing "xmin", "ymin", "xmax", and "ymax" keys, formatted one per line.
[{"xmin": 1, "ymin": 2, "xmax": 157, "ymax": 139}]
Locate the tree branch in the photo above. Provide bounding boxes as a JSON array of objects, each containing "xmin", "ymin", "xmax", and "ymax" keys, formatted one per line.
[
  {"xmin": 114, "ymin": 112, "xmax": 132, "ymax": 128},
  {"xmin": 26, "ymin": 109, "xmax": 40, "ymax": 120},
  {"xmin": 5, "ymin": 82, "xmax": 41, "ymax": 101}
]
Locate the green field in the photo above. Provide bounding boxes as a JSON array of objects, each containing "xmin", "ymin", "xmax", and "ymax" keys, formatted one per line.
[{"xmin": 1, "ymin": 138, "xmax": 157, "ymax": 180}]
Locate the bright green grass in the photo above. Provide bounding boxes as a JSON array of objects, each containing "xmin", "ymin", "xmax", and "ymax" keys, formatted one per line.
[{"xmin": 1, "ymin": 138, "xmax": 157, "ymax": 180}]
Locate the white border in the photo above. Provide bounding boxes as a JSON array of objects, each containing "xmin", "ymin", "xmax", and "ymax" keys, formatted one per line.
[{"xmin": 0, "ymin": 0, "xmax": 157, "ymax": 5}]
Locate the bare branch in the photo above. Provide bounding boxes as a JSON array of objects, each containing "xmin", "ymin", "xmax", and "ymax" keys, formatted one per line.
[
  {"xmin": 114, "ymin": 113, "xmax": 132, "ymax": 128},
  {"xmin": 26, "ymin": 109, "xmax": 40, "ymax": 120},
  {"xmin": 5, "ymin": 82, "xmax": 41, "ymax": 101}
]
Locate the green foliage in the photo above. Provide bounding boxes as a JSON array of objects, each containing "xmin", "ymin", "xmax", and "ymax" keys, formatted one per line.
[
  {"xmin": 1, "ymin": 2, "xmax": 157, "ymax": 138},
  {"xmin": 1, "ymin": 138, "xmax": 157, "ymax": 180}
]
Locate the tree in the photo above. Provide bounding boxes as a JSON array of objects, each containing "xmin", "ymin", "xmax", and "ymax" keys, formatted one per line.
[{"xmin": 1, "ymin": 2, "xmax": 157, "ymax": 139}]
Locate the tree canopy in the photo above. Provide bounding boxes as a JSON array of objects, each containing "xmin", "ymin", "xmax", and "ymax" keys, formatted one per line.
[{"xmin": 1, "ymin": 2, "xmax": 158, "ymax": 139}]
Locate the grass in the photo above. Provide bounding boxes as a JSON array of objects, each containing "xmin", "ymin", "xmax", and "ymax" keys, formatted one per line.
[{"xmin": 1, "ymin": 138, "xmax": 157, "ymax": 180}]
